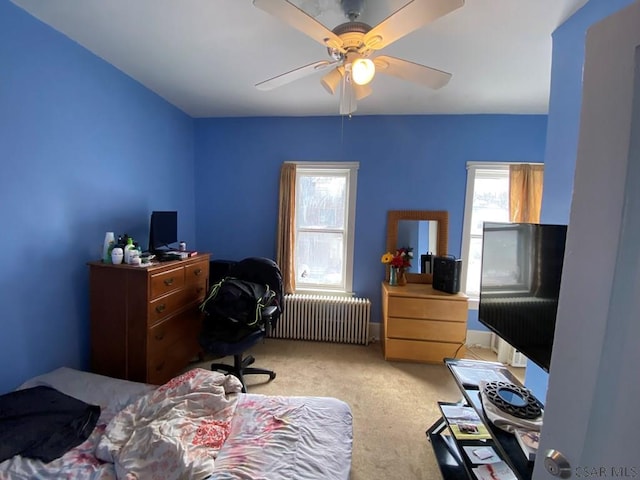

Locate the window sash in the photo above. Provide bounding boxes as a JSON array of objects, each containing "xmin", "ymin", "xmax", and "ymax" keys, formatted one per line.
[
  {"xmin": 461, "ymin": 162, "xmax": 541, "ymax": 306},
  {"xmin": 293, "ymin": 163, "xmax": 358, "ymax": 293}
]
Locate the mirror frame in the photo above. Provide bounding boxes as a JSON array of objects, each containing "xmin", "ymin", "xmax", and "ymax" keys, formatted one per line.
[{"xmin": 386, "ymin": 210, "xmax": 449, "ymax": 284}]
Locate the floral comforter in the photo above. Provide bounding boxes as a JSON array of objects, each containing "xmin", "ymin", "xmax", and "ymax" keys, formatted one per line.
[{"xmin": 94, "ymin": 369, "xmax": 241, "ymax": 479}]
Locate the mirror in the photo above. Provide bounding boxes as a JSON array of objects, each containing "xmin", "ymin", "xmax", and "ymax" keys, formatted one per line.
[
  {"xmin": 397, "ymin": 220, "xmax": 439, "ymax": 267},
  {"xmin": 386, "ymin": 210, "xmax": 449, "ymax": 284}
]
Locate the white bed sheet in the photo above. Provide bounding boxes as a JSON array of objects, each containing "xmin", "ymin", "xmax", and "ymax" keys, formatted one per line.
[
  {"xmin": 0, "ymin": 368, "xmax": 352, "ymax": 480},
  {"xmin": 213, "ymin": 394, "xmax": 353, "ymax": 480}
]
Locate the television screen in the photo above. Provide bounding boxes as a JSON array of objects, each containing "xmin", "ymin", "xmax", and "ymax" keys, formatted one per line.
[
  {"xmin": 478, "ymin": 222, "xmax": 567, "ymax": 372},
  {"xmin": 148, "ymin": 211, "xmax": 178, "ymax": 252}
]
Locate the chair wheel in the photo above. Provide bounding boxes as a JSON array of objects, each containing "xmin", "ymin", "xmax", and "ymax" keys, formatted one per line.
[{"xmin": 269, "ymin": 372, "xmax": 276, "ymax": 380}]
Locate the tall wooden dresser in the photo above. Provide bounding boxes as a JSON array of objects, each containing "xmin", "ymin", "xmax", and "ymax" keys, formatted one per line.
[
  {"xmin": 381, "ymin": 282, "xmax": 468, "ymax": 363},
  {"xmin": 88, "ymin": 254, "xmax": 210, "ymax": 385}
]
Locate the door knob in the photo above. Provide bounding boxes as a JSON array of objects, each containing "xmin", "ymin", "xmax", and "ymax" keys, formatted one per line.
[{"xmin": 544, "ymin": 449, "xmax": 571, "ymax": 478}]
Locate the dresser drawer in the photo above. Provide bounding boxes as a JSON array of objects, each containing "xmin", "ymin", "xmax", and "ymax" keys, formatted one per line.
[
  {"xmin": 150, "ymin": 266, "xmax": 185, "ymax": 299},
  {"xmin": 148, "ymin": 289, "xmax": 188, "ymax": 325},
  {"xmin": 147, "ymin": 310, "xmax": 200, "ymax": 357},
  {"xmin": 388, "ymin": 296, "xmax": 467, "ymax": 322},
  {"xmin": 183, "ymin": 280, "xmax": 208, "ymax": 306},
  {"xmin": 147, "ymin": 326, "xmax": 200, "ymax": 385},
  {"xmin": 384, "ymin": 338, "xmax": 466, "ymax": 364},
  {"xmin": 387, "ymin": 318, "xmax": 467, "ymax": 343},
  {"xmin": 185, "ymin": 260, "xmax": 208, "ymax": 285}
]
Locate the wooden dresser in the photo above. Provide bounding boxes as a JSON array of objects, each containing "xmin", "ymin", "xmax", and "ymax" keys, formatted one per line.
[
  {"xmin": 88, "ymin": 254, "xmax": 210, "ymax": 385},
  {"xmin": 381, "ymin": 282, "xmax": 468, "ymax": 363}
]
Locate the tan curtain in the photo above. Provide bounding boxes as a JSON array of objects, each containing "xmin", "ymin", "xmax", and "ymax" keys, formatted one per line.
[
  {"xmin": 276, "ymin": 163, "xmax": 297, "ymax": 294},
  {"xmin": 509, "ymin": 164, "xmax": 544, "ymax": 223}
]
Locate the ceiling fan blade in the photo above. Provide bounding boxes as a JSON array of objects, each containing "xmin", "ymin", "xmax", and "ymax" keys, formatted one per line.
[
  {"xmin": 374, "ymin": 55, "xmax": 452, "ymax": 89},
  {"xmin": 362, "ymin": 0, "xmax": 464, "ymax": 51},
  {"xmin": 256, "ymin": 60, "xmax": 337, "ymax": 91},
  {"xmin": 253, "ymin": 0, "xmax": 345, "ymax": 51},
  {"xmin": 353, "ymin": 83, "xmax": 373, "ymax": 101},
  {"xmin": 339, "ymin": 76, "xmax": 357, "ymax": 115}
]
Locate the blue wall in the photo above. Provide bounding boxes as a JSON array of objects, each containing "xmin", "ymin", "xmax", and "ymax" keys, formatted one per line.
[
  {"xmin": 0, "ymin": 1, "xmax": 196, "ymax": 394},
  {"xmin": 194, "ymin": 115, "xmax": 547, "ymax": 325},
  {"xmin": 525, "ymin": 0, "xmax": 637, "ymax": 401}
]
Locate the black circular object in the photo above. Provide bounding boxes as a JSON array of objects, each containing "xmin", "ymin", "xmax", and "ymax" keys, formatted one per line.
[{"xmin": 482, "ymin": 381, "xmax": 543, "ymax": 419}]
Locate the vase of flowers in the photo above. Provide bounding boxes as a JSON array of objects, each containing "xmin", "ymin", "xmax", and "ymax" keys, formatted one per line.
[{"xmin": 381, "ymin": 247, "xmax": 413, "ymax": 286}]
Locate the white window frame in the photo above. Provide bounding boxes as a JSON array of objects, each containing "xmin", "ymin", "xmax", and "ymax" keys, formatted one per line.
[
  {"xmin": 291, "ymin": 161, "xmax": 358, "ymax": 295},
  {"xmin": 461, "ymin": 162, "xmax": 544, "ymax": 309}
]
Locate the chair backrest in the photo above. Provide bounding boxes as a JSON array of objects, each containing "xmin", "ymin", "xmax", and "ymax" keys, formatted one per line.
[{"xmin": 228, "ymin": 257, "xmax": 284, "ymax": 317}]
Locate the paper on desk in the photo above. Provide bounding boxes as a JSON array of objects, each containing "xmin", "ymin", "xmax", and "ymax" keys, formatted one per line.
[
  {"xmin": 473, "ymin": 461, "xmax": 517, "ymax": 480},
  {"xmin": 463, "ymin": 446, "xmax": 501, "ymax": 464},
  {"xmin": 451, "ymin": 365, "xmax": 513, "ymax": 387}
]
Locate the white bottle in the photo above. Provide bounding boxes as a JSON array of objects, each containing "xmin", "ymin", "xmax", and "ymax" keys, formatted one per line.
[
  {"xmin": 124, "ymin": 237, "xmax": 135, "ymax": 264},
  {"xmin": 103, "ymin": 232, "xmax": 115, "ymax": 263}
]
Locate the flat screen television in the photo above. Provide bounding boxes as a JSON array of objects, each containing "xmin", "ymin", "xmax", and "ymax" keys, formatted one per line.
[
  {"xmin": 148, "ymin": 211, "xmax": 178, "ymax": 253},
  {"xmin": 478, "ymin": 222, "xmax": 567, "ymax": 372}
]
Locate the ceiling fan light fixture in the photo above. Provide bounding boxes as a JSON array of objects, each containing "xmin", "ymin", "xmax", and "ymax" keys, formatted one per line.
[
  {"xmin": 351, "ymin": 58, "xmax": 375, "ymax": 85},
  {"xmin": 321, "ymin": 67, "xmax": 343, "ymax": 95}
]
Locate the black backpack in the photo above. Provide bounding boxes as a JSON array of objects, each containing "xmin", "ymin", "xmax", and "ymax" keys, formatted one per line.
[{"xmin": 199, "ymin": 277, "xmax": 276, "ymax": 335}]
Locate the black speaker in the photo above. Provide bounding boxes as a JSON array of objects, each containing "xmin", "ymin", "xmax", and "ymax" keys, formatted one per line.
[{"xmin": 432, "ymin": 256, "xmax": 462, "ymax": 294}]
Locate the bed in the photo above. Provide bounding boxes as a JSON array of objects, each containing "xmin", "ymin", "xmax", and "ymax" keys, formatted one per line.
[{"xmin": 0, "ymin": 367, "xmax": 353, "ymax": 480}]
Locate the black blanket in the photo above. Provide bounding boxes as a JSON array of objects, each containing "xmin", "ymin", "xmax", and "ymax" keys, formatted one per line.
[{"xmin": 0, "ymin": 385, "xmax": 100, "ymax": 463}]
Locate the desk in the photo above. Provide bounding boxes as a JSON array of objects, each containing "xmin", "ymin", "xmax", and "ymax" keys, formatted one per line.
[{"xmin": 426, "ymin": 358, "xmax": 537, "ymax": 479}]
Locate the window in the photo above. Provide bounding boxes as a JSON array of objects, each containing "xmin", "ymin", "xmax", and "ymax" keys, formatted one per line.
[
  {"xmin": 294, "ymin": 163, "xmax": 358, "ymax": 293},
  {"xmin": 460, "ymin": 162, "xmax": 543, "ymax": 306},
  {"xmin": 481, "ymin": 223, "xmax": 533, "ymax": 293},
  {"xmin": 460, "ymin": 164, "xmax": 510, "ymax": 304}
]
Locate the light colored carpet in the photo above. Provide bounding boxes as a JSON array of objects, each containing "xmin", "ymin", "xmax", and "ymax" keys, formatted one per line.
[{"xmin": 189, "ymin": 339, "xmax": 520, "ymax": 480}]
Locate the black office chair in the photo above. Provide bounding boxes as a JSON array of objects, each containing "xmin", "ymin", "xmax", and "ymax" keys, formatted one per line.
[{"xmin": 198, "ymin": 257, "xmax": 283, "ymax": 393}]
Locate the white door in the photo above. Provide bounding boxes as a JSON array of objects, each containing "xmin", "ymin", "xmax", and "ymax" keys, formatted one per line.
[{"xmin": 534, "ymin": 1, "xmax": 640, "ymax": 478}]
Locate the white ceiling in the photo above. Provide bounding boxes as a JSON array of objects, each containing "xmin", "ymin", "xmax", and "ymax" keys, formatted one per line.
[{"xmin": 11, "ymin": 0, "xmax": 588, "ymax": 117}]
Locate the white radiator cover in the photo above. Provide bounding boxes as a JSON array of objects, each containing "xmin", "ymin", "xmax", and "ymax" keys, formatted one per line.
[
  {"xmin": 269, "ymin": 294, "xmax": 371, "ymax": 345},
  {"xmin": 491, "ymin": 334, "xmax": 528, "ymax": 368}
]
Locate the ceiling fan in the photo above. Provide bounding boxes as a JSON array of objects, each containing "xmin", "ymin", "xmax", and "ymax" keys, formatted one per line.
[{"xmin": 252, "ymin": 0, "xmax": 464, "ymax": 115}]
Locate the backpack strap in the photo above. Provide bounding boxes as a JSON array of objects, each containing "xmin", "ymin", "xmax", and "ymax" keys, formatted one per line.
[{"xmin": 198, "ymin": 277, "xmax": 226, "ymax": 314}]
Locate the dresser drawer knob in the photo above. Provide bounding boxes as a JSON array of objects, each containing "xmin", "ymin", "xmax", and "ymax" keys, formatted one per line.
[
  {"xmin": 196, "ymin": 287, "xmax": 204, "ymax": 294},
  {"xmin": 155, "ymin": 304, "xmax": 166, "ymax": 313},
  {"xmin": 155, "ymin": 361, "xmax": 165, "ymax": 372},
  {"xmin": 154, "ymin": 333, "xmax": 165, "ymax": 341},
  {"xmin": 163, "ymin": 278, "xmax": 175, "ymax": 286},
  {"xmin": 194, "ymin": 269, "xmax": 202, "ymax": 276}
]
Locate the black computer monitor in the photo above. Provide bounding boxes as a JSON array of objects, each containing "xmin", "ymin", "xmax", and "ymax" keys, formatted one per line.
[{"xmin": 148, "ymin": 211, "xmax": 178, "ymax": 253}]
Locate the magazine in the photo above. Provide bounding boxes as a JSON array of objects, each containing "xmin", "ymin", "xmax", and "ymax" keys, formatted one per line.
[
  {"xmin": 463, "ymin": 446, "xmax": 501, "ymax": 464},
  {"xmin": 513, "ymin": 428, "xmax": 540, "ymax": 461},
  {"xmin": 438, "ymin": 403, "xmax": 492, "ymax": 440},
  {"xmin": 472, "ymin": 461, "xmax": 518, "ymax": 480},
  {"xmin": 450, "ymin": 362, "xmax": 514, "ymax": 388}
]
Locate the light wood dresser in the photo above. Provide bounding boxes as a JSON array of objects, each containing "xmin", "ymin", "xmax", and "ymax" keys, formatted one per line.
[
  {"xmin": 381, "ymin": 282, "xmax": 468, "ymax": 363},
  {"xmin": 88, "ymin": 254, "xmax": 210, "ymax": 385}
]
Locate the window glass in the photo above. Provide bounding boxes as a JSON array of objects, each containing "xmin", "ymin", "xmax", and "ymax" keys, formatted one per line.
[
  {"xmin": 296, "ymin": 231, "xmax": 343, "ymax": 287},
  {"xmin": 463, "ymin": 167, "xmax": 509, "ymax": 298},
  {"xmin": 294, "ymin": 165, "xmax": 357, "ymax": 293},
  {"xmin": 296, "ymin": 175, "xmax": 346, "ymax": 229}
]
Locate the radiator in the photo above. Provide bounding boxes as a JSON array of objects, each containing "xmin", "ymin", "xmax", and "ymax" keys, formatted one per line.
[{"xmin": 269, "ymin": 294, "xmax": 371, "ymax": 345}]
